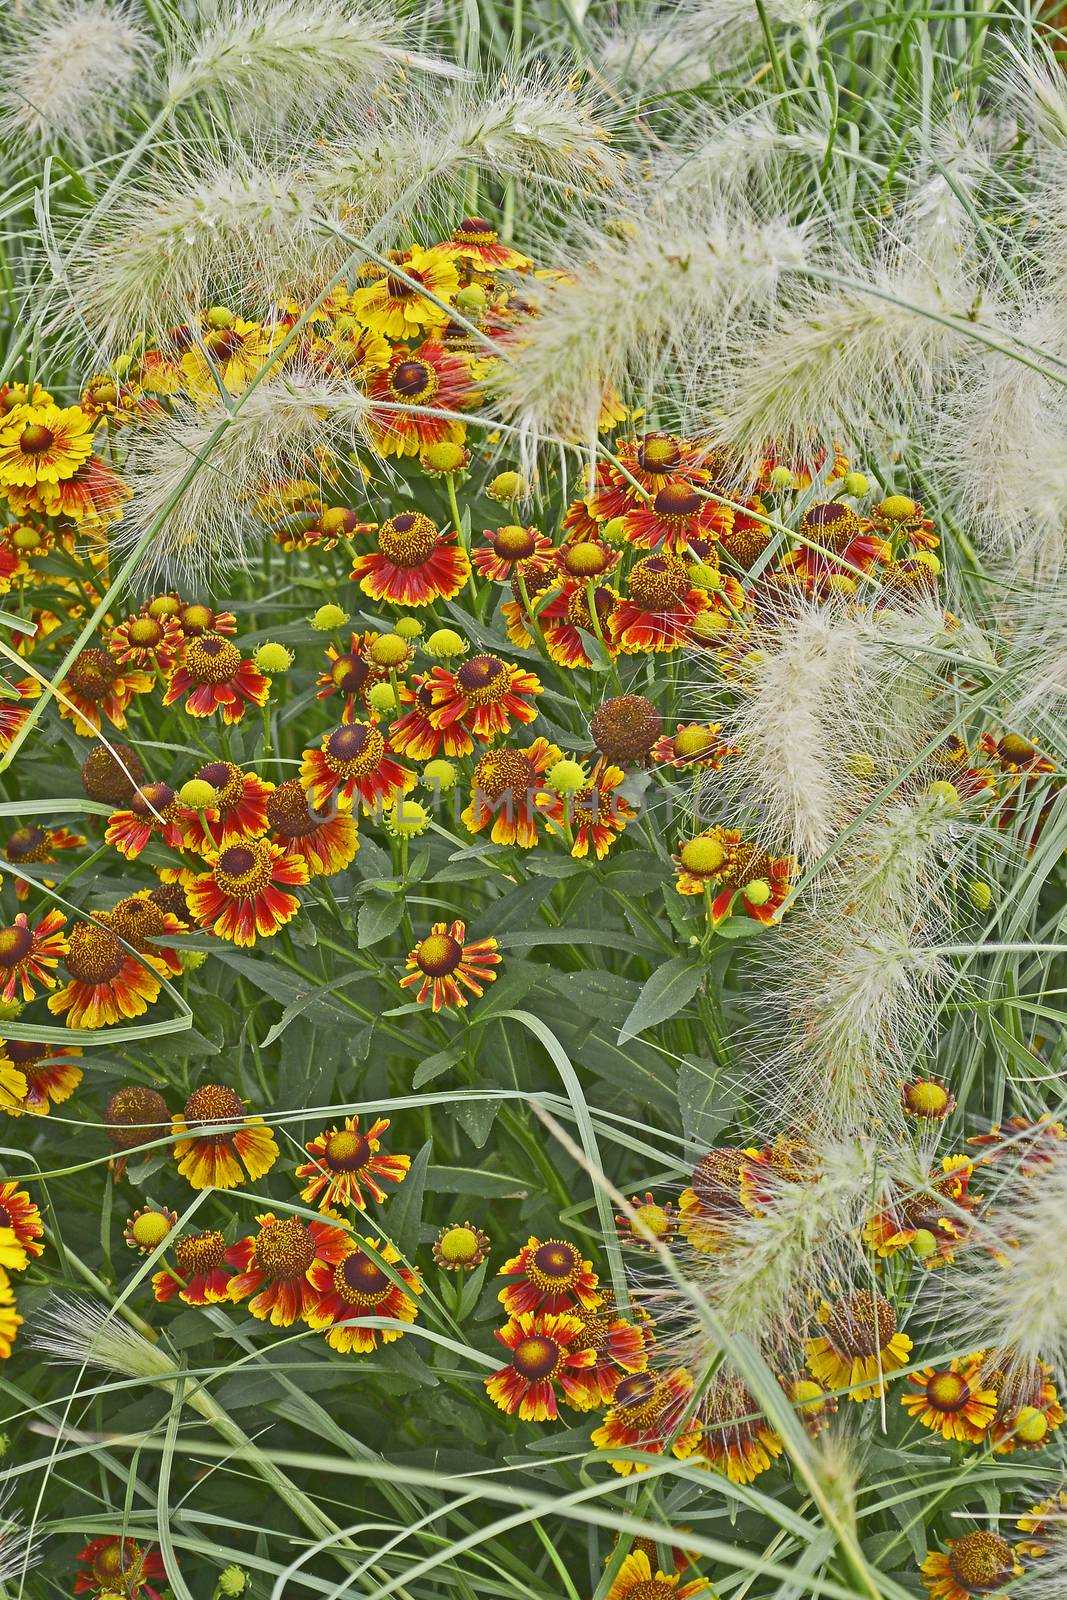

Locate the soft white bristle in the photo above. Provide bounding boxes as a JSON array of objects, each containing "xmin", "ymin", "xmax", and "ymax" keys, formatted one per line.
[{"xmin": 0, "ymin": 0, "xmax": 152, "ymax": 152}]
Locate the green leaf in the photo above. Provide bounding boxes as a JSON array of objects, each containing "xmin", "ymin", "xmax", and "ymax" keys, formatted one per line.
[
  {"xmin": 357, "ymin": 891, "xmax": 406, "ymax": 947},
  {"xmin": 260, "ymin": 970, "xmax": 372, "ymax": 1048},
  {"xmin": 387, "ymin": 1138, "xmax": 431, "ymax": 1256},
  {"xmin": 412, "ymin": 1041, "xmax": 466, "ymax": 1089},
  {"xmin": 617, "ymin": 956, "xmax": 705, "ymax": 1044},
  {"xmin": 677, "ymin": 1056, "xmax": 740, "ymax": 1145},
  {"xmin": 448, "ymin": 1095, "xmax": 500, "ymax": 1148}
]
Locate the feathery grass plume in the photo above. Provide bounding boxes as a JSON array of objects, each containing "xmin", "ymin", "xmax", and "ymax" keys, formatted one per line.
[
  {"xmin": 924, "ymin": 306, "xmax": 1067, "ymax": 569},
  {"xmin": 31, "ymin": 1294, "xmax": 181, "ymax": 1382},
  {"xmin": 762, "ymin": 776, "xmax": 975, "ymax": 1136},
  {"xmin": 999, "ymin": 572, "xmax": 1067, "ymax": 736},
  {"xmin": 118, "ymin": 366, "xmax": 373, "ymax": 585},
  {"xmin": 649, "ymin": 1136, "xmax": 878, "ymax": 1363},
  {"xmin": 655, "ymin": 107, "xmax": 825, "ymax": 203},
  {"xmin": 0, "ymin": 1487, "xmax": 42, "ymax": 1583},
  {"xmin": 58, "ymin": 156, "xmax": 328, "ymax": 358},
  {"xmin": 0, "ymin": 0, "xmax": 152, "ymax": 153},
  {"xmin": 925, "ymin": 1132, "xmax": 1067, "ymax": 1389},
  {"xmin": 491, "ymin": 197, "xmax": 810, "ymax": 456},
  {"xmin": 688, "ymin": 598, "xmax": 899, "ymax": 865},
  {"xmin": 597, "ymin": 0, "xmax": 832, "ymax": 90},
  {"xmin": 165, "ymin": 0, "xmax": 463, "ymax": 127},
  {"xmin": 707, "ymin": 173, "xmax": 984, "ymax": 466}
]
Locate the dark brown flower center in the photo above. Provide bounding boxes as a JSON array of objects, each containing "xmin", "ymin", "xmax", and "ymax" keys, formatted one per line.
[
  {"xmin": 68, "ymin": 649, "xmax": 120, "ymax": 701},
  {"xmin": 389, "ymin": 359, "xmax": 438, "ymax": 402},
  {"xmin": 825, "ymin": 1290, "xmax": 896, "ymax": 1359},
  {"xmin": 336, "ymin": 1250, "xmax": 390, "ymax": 1303},
  {"xmin": 184, "ymin": 634, "xmax": 241, "ymax": 684},
  {"xmin": 19, "ymin": 423, "xmax": 55, "ymax": 455},
  {"xmin": 105, "ymin": 1085, "xmax": 169, "ymax": 1150},
  {"xmin": 0, "ymin": 924, "xmax": 34, "ymax": 967},
  {"xmin": 800, "ymin": 500, "xmax": 860, "ymax": 554},
  {"xmin": 324, "ymin": 722, "xmax": 384, "ymax": 774},
  {"xmin": 456, "ymin": 654, "xmax": 508, "ymax": 702},
  {"xmin": 215, "ymin": 840, "xmax": 275, "ymax": 895},
  {"xmin": 323, "ymin": 1128, "xmax": 371, "ymax": 1170},
  {"xmin": 5, "ymin": 826, "xmax": 47, "ymax": 862},
  {"xmin": 628, "ymin": 554, "xmax": 690, "ymax": 611},
  {"xmin": 691, "ymin": 1148, "xmax": 746, "ymax": 1212},
  {"xmin": 512, "ymin": 1336, "xmax": 560, "ymax": 1380},
  {"xmin": 254, "ymin": 1217, "xmax": 316, "ymax": 1279},
  {"xmin": 472, "ymin": 749, "xmax": 535, "ymax": 801},
  {"xmin": 653, "ymin": 482, "xmax": 703, "ymax": 520},
  {"xmin": 131, "ymin": 782, "xmax": 175, "ymax": 818},
  {"xmin": 415, "ymin": 932, "xmax": 463, "ymax": 977},
  {"xmin": 378, "ymin": 512, "xmax": 439, "ymax": 568},
  {"xmin": 65, "ymin": 922, "xmax": 126, "ymax": 984},
  {"xmin": 330, "ymin": 653, "xmax": 370, "ymax": 694},
  {"xmin": 107, "ymin": 896, "xmax": 166, "ymax": 949}
]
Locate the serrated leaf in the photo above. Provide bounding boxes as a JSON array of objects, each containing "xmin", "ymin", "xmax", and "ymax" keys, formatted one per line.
[{"xmin": 618, "ymin": 956, "xmax": 705, "ymax": 1044}]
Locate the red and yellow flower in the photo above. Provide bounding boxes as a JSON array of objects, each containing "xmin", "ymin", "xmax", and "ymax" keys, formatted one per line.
[
  {"xmin": 902, "ymin": 1076, "xmax": 957, "ymax": 1120},
  {"xmin": 549, "ymin": 763, "xmax": 636, "ymax": 860},
  {"xmin": 588, "ymin": 433, "xmax": 709, "ymax": 524},
  {"xmin": 163, "ymin": 633, "xmax": 270, "ymax": 724},
  {"xmin": 562, "ymin": 1295, "xmax": 650, "ymax": 1410},
  {"xmin": 591, "ymin": 1367, "xmax": 702, "ymax": 1475},
  {"xmin": 0, "ymin": 401, "xmax": 94, "ymax": 489},
  {"xmin": 368, "ymin": 340, "xmax": 480, "ymax": 458},
  {"xmin": 424, "ymin": 654, "xmax": 542, "ymax": 742},
  {"xmin": 622, "ymin": 479, "xmax": 732, "ymax": 555},
  {"xmin": 350, "ymin": 512, "xmax": 470, "ymax": 607},
  {"xmin": 186, "ymin": 837, "xmax": 309, "ymax": 946},
  {"xmin": 696, "ymin": 1372, "xmax": 783, "ymax": 1484},
  {"xmin": 673, "ymin": 828, "xmax": 793, "ymax": 924},
  {"xmin": 781, "ymin": 500, "xmax": 888, "ymax": 593},
  {"xmin": 0, "ymin": 910, "xmax": 66, "ymax": 1002},
  {"xmin": 609, "ymin": 554, "xmax": 713, "ymax": 653},
  {"xmin": 181, "ymin": 760, "xmax": 272, "ymax": 851},
  {"xmin": 651, "ymin": 723, "xmax": 734, "ymax": 772},
  {"xmin": 967, "ymin": 1115, "xmax": 1066, "ymax": 1174},
  {"xmin": 389, "ymin": 676, "xmax": 475, "ymax": 760},
  {"xmin": 984, "ymin": 1356, "xmax": 1066, "ymax": 1454},
  {"xmin": 47, "ymin": 920, "xmax": 165, "ymax": 1029},
  {"xmin": 105, "ymin": 781, "xmax": 204, "ymax": 860},
  {"xmin": 1016, "ymin": 1491, "xmax": 1067, "ymax": 1558},
  {"xmin": 300, "ymin": 721, "xmax": 416, "ymax": 815},
  {"xmin": 98, "ymin": 893, "xmax": 187, "ymax": 978},
  {"xmin": 58, "ymin": 648, "xmax": 153, "ymax": 734},
  {"xmin": 0, "ymin": 1038, "xmax": 82, "ymax": 1114},
  {"xmin": 434, "ymin": 217, "xmax": 532, "ymax": 273},
  {"xmin": 351, "ymin": 246, "xmax": 460, "ymax": 338},
  {"xmin": 0, "ymin": 675, "xmax": 40, "ymax": 752},
  {"xmin": 805, "ymin": 1290, "xmax": 912, "ymax": 1401},
  {"xmin": 296, "ymin": 1115, "xmax": 411, "ymax": 1212},
  {"xmin": 73, "ymin": 1536, "xmax": 166, "ymax": 1598},
  {"xmin": 461, "ymin": 737, "xmax": 563, "ymax": 847},
  {"xmin": 901, "ymin": 1358, "xmax": 998, "ymax": 1443},
  {"xmin": 306, "ymin": 1234, "xmax": 423, "ymax": 1353},
  {"xmin": 864, "ymin": 1156, "xmax": 976, "ymax": 1265},
  {"xmin": 171, "ymin": 1083, "xmax": 279, "ymax": 1190},
  {"xmin": 538, "ymin": 580, "xmax": 621, "ymax": 669},
  {"xmin": 605, "ymin": 1548, "xmax": 709, "ymax": 1600},
  {"xmin": 485, "ymin": 1310, "xmax": 598, "ymax": 1420},
  {"xmin": 5, "ymin": 822, "xmax": 83, "ymax": 900},
  {"xmin": 108, "ymin": 610, "xmax": 183, "ymax": 675},
  {"xmin": 265, "ymin": 779, "xmax": 360, "ymax": 878},
  {"xmin": 400, "ymin": 920, "xmax": 501, "ymax": 1012},
  {"xmin": 920, "ymin": 1532, "xmax": 1021, "ymax": 1600},
  {"xmin": 0, "ymin": 1181, "xmax": 44, "ymax": 1260},
  {"xmin": 226, "ymin": 1212, "xmax": 350, "ymax": 1326},
  {"xmin": 498, "ymin": 1235, "xmax": 601, "ymax": 1316},
  {"xmin": 152, "ymin": 1229, "xmax": 233, "ymax": 1306},
  {"xmin": 473, "ymin": 525, "xmax": 555, "ymax": 583},
  {"xmin": 677, "ymin": 1147, "xmax": 753, "ymax": 1253}
]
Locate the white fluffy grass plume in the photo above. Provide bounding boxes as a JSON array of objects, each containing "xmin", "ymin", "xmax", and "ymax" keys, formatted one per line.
[
  {"xmin": 166, "ymin": 0, "xmax": 463, "ymax": 126},
  {"xmin": 491, "ymin": 197, "xmax": 810, "ymax": 453},
  {"xmin": 117, "ymin": 366, "xmax": 372, "ymax": 585},
  {"xmin": 652, "ymin": 1137, "xmax": 877, "ymax": 1362},
  {"xmin": 0, "ymin": 0, "xmax": 151, "ymax": 152},
  {"xmin": 759, "ymin": 788, "xmax": 966, "ymax": 1137},
  {"xmin": 924, "ymin": 1132, "xmax": 1067, "ymax": 1390},
  {"xmin": 58, "ymin": 74, "xmax": 617, "ymax": 358}
]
